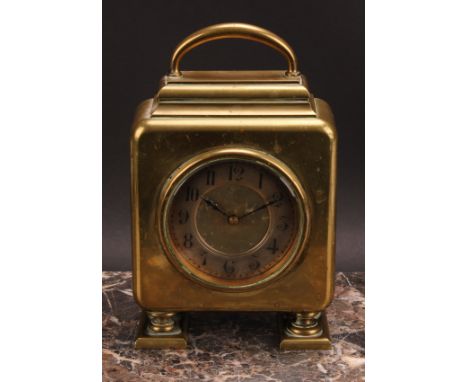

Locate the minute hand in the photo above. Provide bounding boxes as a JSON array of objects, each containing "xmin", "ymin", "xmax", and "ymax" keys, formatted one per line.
[
  {"xmin": 239, "ymin": 198, "xmax": 281, "ymax": 220},
  {"xmin": 201, "ymin": 197, "xmax": 229, "ymax": 217}
]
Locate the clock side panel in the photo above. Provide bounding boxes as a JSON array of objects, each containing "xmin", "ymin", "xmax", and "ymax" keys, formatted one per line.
[{"xmin": 131, "ymin": 116, "xmax": 336, "ymax": 312}]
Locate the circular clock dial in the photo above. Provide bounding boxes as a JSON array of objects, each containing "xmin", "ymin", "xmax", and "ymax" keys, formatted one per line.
[{"xmin": 167, "ymin": 158, "xmax": 299, "ymax": 282}]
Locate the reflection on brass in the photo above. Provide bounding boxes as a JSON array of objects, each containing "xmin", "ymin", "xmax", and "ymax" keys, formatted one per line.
[
  {"xmin": 131, "ymin": 23, "xmax": 337, "ymax": 350},
  {"xmin": 146, "ymin": 312, "xmax": 179, "ymax": 334},
  {"xmin": 135, "ymin": 312, "xmax": 188, "ymax": 349},
  {"xmin": 286, "ymin": 312, "xmax": 323, "ymax": 337},
  {"xmin": 280, "ymin": 312, "xmax": 332, "ymax": 350},
  {"xmin": 169, "ymin": 23, "xmax": 299, "ymax": 76}
]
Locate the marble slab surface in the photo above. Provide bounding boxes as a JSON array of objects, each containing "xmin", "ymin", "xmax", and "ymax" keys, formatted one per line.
[{"xmin": 103, "ymin": 272, "xmax": 364, "ymax": 381}]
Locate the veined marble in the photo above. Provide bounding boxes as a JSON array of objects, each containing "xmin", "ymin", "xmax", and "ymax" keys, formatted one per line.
[{"xmin": 103, "ymin": 272, "xmax": 364, "ymax": 381}]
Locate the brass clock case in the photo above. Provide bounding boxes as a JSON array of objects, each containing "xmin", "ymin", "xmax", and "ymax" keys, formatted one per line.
[
  {"xmin": 131, "ymin": 23, "xmax": 337, "ymax": 316},
  {"xmin": 131, "ymin": 106, "xmax": 336, "ymax": 313},
  {"xmin": 158, "ymin": 147, "xmax": 312, "ymax": 291}
]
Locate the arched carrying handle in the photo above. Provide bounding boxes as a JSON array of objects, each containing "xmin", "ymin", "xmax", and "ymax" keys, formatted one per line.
[{"xmin": 169, "ymin": 23, "xmax": 299, "ymax": 77}]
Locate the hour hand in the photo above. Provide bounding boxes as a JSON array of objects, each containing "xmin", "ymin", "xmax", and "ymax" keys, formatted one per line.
[
  {"xmin": 201, "ymin": 197, "xmax": 229, "ymax": 217},
  {"xmin": 239, "ymin": 196, "xmax": 282, "ymax": 220}
]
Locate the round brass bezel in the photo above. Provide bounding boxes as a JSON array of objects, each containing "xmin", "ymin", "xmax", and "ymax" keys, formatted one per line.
[{"xmin": 158, "ymin": 147, "xmax": 312, "ymax": 291}]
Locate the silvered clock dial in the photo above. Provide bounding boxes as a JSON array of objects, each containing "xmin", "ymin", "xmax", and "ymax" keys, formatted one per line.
[{"xmin": 160, "ymin": 151, "xmax": 308, "ymax": 290}]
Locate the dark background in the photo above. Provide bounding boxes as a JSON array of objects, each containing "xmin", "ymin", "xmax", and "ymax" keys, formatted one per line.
[{"xmin": 103, "ymin": 0, "xmax": 364, "ymax": 271}]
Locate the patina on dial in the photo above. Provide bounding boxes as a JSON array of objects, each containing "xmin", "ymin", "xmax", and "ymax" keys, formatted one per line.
[{"xmin": 167, "ymin": 158, "xmax": 299, "ymax": 282}]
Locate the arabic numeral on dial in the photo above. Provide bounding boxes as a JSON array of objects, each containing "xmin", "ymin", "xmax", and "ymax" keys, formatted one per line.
[
  {"xmin": 228, "ymin": 164, "xmax": 244, "ymax": 181},
  {"xmin": 224, "ymin": 260, "xmax": 235, "ymax": 275},
  {"xmin": 178, "ymin": 210, "xmax": 189, "ymax": 224},
  {"xmin": 183, "ymin": 233, "xmax": 193, "ymax": 248},
  {"xmin": 258, "ymin": 172, "xmax": 263, "ymax": 189},
  {"xmin": 276, "ymin": 216, "xmax": 289, "ymax": 231},
  {"xmin": 248, "ymin": 258, "xmax": 260, "ymax": 271},
  {"xmin": 185, "ymin": 186, "xmax": 199, "ymax": 201},
  {"xmin": 200, "ymin": 252, "xmax": 207, "ymax": 266},
  {"xmin": 271, "ymin": 192, "xmax": 283, "ymax": 207},
  {"xmin": 266, "ymin": 238, "xmax": 279, "ymax": 254},
  {"xmin": 206, "ymin": 170, "xmax": 215, "ymax": 186}
]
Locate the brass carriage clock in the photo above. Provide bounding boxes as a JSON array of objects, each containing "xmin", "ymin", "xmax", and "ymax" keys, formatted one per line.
[{"xmin": 131, "ymin": 23, "xmax": 337, "ymax": 350}]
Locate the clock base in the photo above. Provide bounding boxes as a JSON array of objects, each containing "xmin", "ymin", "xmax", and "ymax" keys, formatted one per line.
[
  {"xmin": 279, "ymin": 311, "xmax": 332, "ymax": 350},
  {"xmin": 135, "ymin": 311, "xmax": 188, "ymax": 349}
]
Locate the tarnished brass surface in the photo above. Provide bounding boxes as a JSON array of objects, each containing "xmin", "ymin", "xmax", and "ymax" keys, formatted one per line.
[
  {"xmin": 169, "ymin": 23, "xmax": 299, "ymax": 76},
  {"xmin": 135, "ymin": 312, "xmax": 188, "ymax": 349},
  {"xmin": 286, "ymin": 312, "xmax": 323, "ymax": 337},
  {"xmin": 130, "ymin": 23, "xmax": 337, "ymax": 349},
  {"xmin": 146, "ymin": 312, "xmax": 178, "ymax": 334},
  {"xmin": 131, "ymin": 104, "xmax": 336, "ymax": 311},
  {"xmin": 152, "ymin": 70, "xmax": 316, "ymax": 117},
  {"xmin": 279, "ymin": 312, "xmax": 332, "ymax": 350}
]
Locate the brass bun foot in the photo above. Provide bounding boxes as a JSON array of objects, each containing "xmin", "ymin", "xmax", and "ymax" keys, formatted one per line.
[
  {"xmin": 279, "ymin": 311, "xmax": 332, "ymax": 350},
  {"xmin": 135, "ymin": 311, "xmax": 188, "ymax": 349}
]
